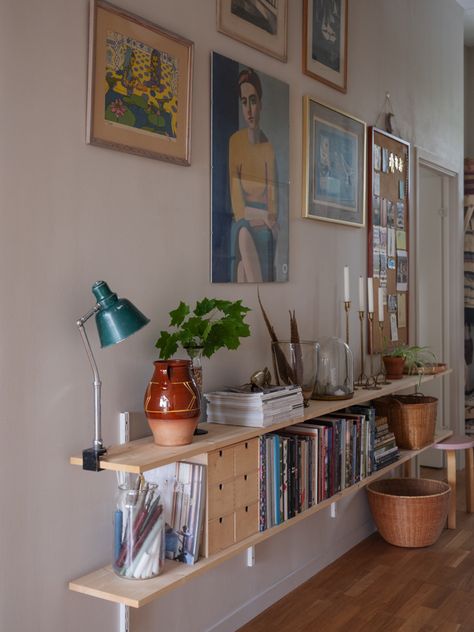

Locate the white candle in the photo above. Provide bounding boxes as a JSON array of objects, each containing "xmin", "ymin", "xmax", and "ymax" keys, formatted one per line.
[
  {"xmin": 358, "ymin": 276, "xmax": 365, "ymax": 311},
  {"xmin": 343, "ymin": 266, "xmax": 350, "ymax": 302},
  {"xmin": 378, "ymin": 287, "xmax": 384, "ymax": 322},
  {"xmin": 367, "ymin": 278, "xmax": 374, "ymax": 313}
]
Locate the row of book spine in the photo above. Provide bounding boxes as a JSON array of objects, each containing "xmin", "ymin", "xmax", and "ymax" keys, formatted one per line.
[{"xmin": 258, "ymin": 406, "xmax": 400, "ymax": 531}]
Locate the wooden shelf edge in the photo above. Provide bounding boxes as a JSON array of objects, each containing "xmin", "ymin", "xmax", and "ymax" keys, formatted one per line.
[
  {"xmin": 69, "ymin": 427, "xmax": 452, "ymax": 608},
  {"xmin": 69, "ymin": 370, "xmax": 452, "ymax": 473}
]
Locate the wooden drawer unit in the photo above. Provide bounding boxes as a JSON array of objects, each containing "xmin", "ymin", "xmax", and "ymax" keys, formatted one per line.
[
  {"xmin": 208, "ymin": 480, "xmax": 235, "ymax": 520},
  {"xmin": 205, "ymin": 439, "xmax": 259, "ymax": 555},
  {"xmin": 234, "ymin": 438, "xmax": 259, "ymax": 475},
  {"xmin": 235, "ymin": 502, "xmax": 259, "ymax": 542}
]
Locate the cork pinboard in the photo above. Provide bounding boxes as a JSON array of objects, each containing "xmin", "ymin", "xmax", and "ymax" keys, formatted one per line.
[{"xmin": 367, "ymin": 127, "xmax": 410, "ymax": 353}]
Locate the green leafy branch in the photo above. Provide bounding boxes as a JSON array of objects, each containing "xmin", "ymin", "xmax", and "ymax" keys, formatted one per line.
[{"xmin": 155, "ymin": 298, "xmax": 251, "ymax": 359}]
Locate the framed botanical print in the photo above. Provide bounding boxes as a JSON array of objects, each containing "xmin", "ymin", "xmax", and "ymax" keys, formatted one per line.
[
  {"xmin": 86, "ymin": 0, "xmax": 194, "ymax": 165},
  {"xmin": 217, "ymin": 0, "xmax": 288, "ymax": 62},
  {"xmin": 303, "ymin": 0, "xmax": 348, "ymax": 92},
  {"xmin": 302, "ymin": 96, "xmax": 366, "ymax": 227},
  {"xmin": 211, "ymin": 52, "xmax": 289, "ymax": 283}
]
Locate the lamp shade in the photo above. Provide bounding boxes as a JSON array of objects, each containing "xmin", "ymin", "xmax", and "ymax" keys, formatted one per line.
[{"xmin": 92, "ymin": 281, "xmax": 150, "ymax": 347}]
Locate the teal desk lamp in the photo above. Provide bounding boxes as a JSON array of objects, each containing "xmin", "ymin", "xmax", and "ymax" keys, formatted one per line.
[{"xmin": 77, "ymin": 281, "xmax": 150, "ymax": 471}]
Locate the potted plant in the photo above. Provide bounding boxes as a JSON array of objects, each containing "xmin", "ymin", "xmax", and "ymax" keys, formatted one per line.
[
  {"xmin": 155, "ymin": 297, "xmax": 251, "ymax": 362},
  {"xmin": 382, "ymin": 344, "xmax": 436, "ymax": 380},
  {"xmin": 145, "ymin": 298, "xmax": 251, "ymax": 447}
]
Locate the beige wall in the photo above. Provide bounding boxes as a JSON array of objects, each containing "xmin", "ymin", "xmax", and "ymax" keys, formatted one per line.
[{"xmin": 0, "ymin": 1, "xmax": 464, "ymax": 631}]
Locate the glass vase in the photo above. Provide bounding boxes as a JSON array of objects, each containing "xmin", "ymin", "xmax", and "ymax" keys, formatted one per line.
[
  {"xmin": 113, "ymin": 483, "xmax": 164, "ymax": 580},
  {"xmin": 271, "ymin": 340, "xmax": 319, "ymax": 406}
]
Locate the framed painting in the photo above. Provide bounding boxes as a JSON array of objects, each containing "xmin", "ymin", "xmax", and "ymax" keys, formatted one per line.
[
  {"xmin": 302, "ymin": 96, "xmax": 366, "ymax": 227},
  {"xmin": 303, "ymin": 0, "xmax": 348, "ymax": 93},
  {"xmin": 86, "ymin": 0, "xmax": 193, "ymax": 165},
  {"xmin": 217, "ymin": 0, "xmax": 288, "ymax": 62},
  {"xmin": 211, "ymin": 52, "xmax": 289, "ymax": 283}
]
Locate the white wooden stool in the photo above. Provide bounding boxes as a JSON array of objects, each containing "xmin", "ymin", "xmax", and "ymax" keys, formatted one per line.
[{"xmin": 433, "ymin": 435, "xmax": 474, "ymax": 529}]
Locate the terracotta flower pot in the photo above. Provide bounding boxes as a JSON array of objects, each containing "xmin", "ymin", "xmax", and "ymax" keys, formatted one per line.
[
  {"xmin": 144, "ymin": 360, "xmax": 200, "ymax": 446},
  {"xmin": 382, "ymin": 356, "xmax": 405, "ymax": 380}
]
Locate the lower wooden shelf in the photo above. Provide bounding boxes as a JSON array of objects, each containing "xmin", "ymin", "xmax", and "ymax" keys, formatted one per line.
[{"xmin": 69, "ymin": 428, "xmax": 452, "ymax": 608}]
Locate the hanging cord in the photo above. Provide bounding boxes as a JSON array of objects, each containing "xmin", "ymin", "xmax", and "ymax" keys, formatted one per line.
[{"xmin": 375, "ymin": 92, "xmax": 399, "ymax": 136}]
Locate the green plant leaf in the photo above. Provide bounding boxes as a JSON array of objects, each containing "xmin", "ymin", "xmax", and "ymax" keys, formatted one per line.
[
  {"xmin": 194, "ymin": 298, "xmax": 216, "ymax": 317},
  {"xmin": 169, "ymin": 301, "xmax": 190, "ymax": 327},
  {"xmin": 155, "ymin": 330, "xmax": 179, "ymax": 360}
]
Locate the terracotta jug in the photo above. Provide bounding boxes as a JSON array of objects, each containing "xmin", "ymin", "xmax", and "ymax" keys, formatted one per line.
[{"xmin": 144, "ymin": 360, "xmax": 200, "ymax": 446}]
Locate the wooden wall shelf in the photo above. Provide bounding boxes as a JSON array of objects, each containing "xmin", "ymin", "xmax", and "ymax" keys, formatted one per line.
[
  {"xmin": 69, "ymin": 370, "xmax": 453, "ymax": 608},
  {"xmin": 70, "ymin": 371, "xmax": 451, "ymax": 474},
  {"xmin": 69, "ymin": 427, "xmax": 452, "ymax": 608}
]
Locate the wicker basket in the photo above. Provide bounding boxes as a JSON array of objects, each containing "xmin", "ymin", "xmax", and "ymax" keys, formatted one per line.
[
  {"xmin": 367, "ymin": 478, "xmax": 450, "ymax": 547},
  {"xmin": 373, "ymin": 394, "xmax": 437, "ymax": 449}
]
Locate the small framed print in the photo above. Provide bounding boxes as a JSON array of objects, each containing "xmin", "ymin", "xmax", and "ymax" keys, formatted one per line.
[
  {"xmin": 303, "ymin": 97, "xmax": 366, "ymax": 227},
  {"xmin": 303, "ymin": 0, "xmax": 348, "ymax": 93},
  {"xmin": 217, "ymin": 0, "xmax": 288, "ymax": 62},
  {"xmin": 86, "ymin": 0, "xmax": 194, "ymax": 165}
]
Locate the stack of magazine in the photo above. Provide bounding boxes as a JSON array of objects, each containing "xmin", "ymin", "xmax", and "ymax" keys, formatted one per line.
[{"xmin": 205, "ymin": 385, "xmax": 304, "ymax": 427}]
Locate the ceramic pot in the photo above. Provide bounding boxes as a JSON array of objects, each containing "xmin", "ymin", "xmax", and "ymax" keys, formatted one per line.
[
  {"xmin": 382, "ymin": 356, "xmax": 405, "ymax": 380},
  {"xmin": 144, "ymin": 360, "xmax": 200, "ymax": 446}
]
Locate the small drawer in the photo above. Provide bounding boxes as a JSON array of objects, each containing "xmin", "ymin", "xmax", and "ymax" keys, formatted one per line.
[
  {"xmin": 208, "ymin": 446, "xmax": 234, "ymax": 483},
  {"xmin": 235, "ymin": 502, "xmax": 259, "ymax": 542},
  {"xmin": 208, "ymin": 480, "xmax": 235, "ymax": 520},
  {"xmin": 208, "ymin": 513, "xmax": 235, "ymax": 555},
  {"xmin": 234, "ymin": 471, "xmax": 258, "ymax": 508},
  {"xmin": 234, "ymin": 438, "xmax": 259, "ymax": 476}
]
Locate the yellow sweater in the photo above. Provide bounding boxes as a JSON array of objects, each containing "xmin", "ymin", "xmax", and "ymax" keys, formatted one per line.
[{"xmin": 228, "ymin": 129, "xmax": 276, "ymax": 222}]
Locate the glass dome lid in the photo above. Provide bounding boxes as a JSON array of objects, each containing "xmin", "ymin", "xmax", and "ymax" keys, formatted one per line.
[{"xmin": 313, "ymin": 336, "xmax": 354, "ymax": 401}]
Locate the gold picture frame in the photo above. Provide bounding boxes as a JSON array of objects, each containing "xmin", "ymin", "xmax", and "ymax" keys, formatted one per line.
[
  {"xmin": 302, "ymin": 96, "xmax": 366, "ymax": 227},
  {"xmin": 217, "ymin": 0, "xmax": 288, "ymax": 62},
  {"xmin": 87, "ymin": 0, "xmax": 194, "ymax": 165},
  {"xmin": 303, "ymin": 0, "xmax": 348, "ymax": 93}
]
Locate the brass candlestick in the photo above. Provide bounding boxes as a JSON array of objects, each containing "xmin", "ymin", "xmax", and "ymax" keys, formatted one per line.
[
  {"xmin": 376, "ymin": 320, "xmax": 391, "ymax": 385},
  {"xmin": 344, "ymin": 301, "xmax": 351, "ymax": 346},
  {"xmin": 355, "ymin": 310, "xmax": 368, "ymax": 389},
  {"xmin": 364, "ymin": 312, "xmax": 381, "ymax": 390}
]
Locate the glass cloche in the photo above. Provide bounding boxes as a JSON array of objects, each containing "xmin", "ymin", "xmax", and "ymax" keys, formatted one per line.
[{"xmin": 312, "ymin": 337, "xmax": 354, "ymax": 401}]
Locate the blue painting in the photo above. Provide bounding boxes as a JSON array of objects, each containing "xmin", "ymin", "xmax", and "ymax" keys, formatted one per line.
[
  {"xmin": 303, "ymin": 96, "xmax": 365, "ymax": 227},
  {"xmin": 211, "ymin": 52, "xmax": 289, "ymax": 283},
  {"xmin": 313, "ymin": 119, "xmax": 357, "ymax": 212}
]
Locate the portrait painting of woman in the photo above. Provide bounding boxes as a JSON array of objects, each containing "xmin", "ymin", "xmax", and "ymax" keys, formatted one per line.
[{"xmin": 211, "ymin": 52, "xmax": 289, "ymax": 283}]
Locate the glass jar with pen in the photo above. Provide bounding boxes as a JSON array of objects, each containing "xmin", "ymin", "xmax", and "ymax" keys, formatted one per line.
[{"xmin": 113, "ymin": 482, "xmax": 165, "ymax": 580}]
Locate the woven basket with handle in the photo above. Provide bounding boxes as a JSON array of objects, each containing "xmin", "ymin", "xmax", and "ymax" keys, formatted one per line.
[
  {"xmin": 373, "ymin": 393, "xmax": 437, "ymax": 449},
  {"xmin": 367, "ymin": 478, "xmax": 450, "ymax": 547}
]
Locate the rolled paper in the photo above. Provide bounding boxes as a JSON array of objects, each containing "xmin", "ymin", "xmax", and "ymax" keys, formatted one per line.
[
  {"xmin": 367, "ymin": 278, "xmax": 374, "ymax": 313},
  {"xmin": 359, "ymin": 276, "xmax": 365, "ymax": 311},
  {"xmin": 133, "ymin": 552, "xmax": 150, "ymax": 579},
  {"xmin": 344, "ymin": 266, "xmax": 350, "ymax": 302}
]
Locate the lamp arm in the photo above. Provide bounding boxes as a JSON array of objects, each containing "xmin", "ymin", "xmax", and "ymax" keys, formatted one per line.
[{"xmin": 77, "ymin": 305, "xmax": 104, "ymax": 451}]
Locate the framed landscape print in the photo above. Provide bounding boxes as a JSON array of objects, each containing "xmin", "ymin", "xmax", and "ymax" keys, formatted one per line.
[
  {"xmin": 303, "ymin": 0, "xmax": 348, "ymax": 92},
  {"xmin": 217, "ymin": 0, "xmax": 288, "ymax": 62},
  {"xmin": 87, "ymin": 0, "xmax": 194, "ymax": 165},
  {"xmin": 211, "ymin": 52, "xmax": 289, "ymax": 283},
  {"xmin": 302, "ymin": 96, "xmax": 366, "ymax": 227}
]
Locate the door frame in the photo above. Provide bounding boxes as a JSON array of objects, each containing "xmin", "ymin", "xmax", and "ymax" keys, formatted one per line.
[{"xmin": 414, "ymin": 147, "xmax": 463, "ymax": 438}]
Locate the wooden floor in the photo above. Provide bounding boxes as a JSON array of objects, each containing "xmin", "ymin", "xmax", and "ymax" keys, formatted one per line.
[{"xmin": 238, "ymin": 468, "xmax": 474, "ymax": 632}]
